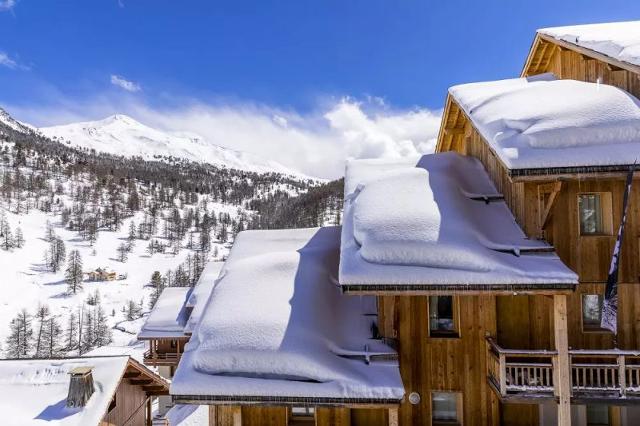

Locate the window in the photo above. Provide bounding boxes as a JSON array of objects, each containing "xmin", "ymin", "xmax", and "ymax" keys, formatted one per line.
[
  {"xmin": 290, "ymin": 406, "xmax": 315, "ymax": 421},
  {"xmin": 429, "ymin": 296, "xmax": 458, "ymax": 338},
  {"xmin": 586, "ymin": 404, "xmax": 610, "ymax": 426},
  {"xmin": 582, "ymin": 294, "xmax": 608, "ymax": 332},
  {"xmin": 578, "ymin": 193, "xmax": 612, "ymax": 236},
  {"xmin": 432, "ymin": 392, "xmax": 461, "ymax": 425}
]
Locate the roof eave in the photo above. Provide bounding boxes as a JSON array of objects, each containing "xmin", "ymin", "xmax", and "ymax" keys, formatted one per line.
[
  {"xmin": 172, "ymin": 394, "xmax": 402, "ymax": 408},
  {"xmin": 339, "ymin": 282, "xmax": 578, "ymax": 296}
]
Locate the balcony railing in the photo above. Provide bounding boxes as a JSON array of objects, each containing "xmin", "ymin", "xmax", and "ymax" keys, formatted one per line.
[
  {"xmin": 486, "ymin": 337, "xmax": 640, "ymax": 401},
  {"xmin": 143, "ymin": 350, "xmax": 182, "ymax": 366}
]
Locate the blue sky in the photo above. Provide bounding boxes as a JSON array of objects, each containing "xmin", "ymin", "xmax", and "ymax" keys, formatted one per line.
[{"xmin": 1, "ymin": 0, "xmax": 639, "ymax": 177}]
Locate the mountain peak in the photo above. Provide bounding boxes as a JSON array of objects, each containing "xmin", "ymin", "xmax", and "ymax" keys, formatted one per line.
[{"xmin": 40, "ymin": 115, "xmax": 314, "ymax": 179}]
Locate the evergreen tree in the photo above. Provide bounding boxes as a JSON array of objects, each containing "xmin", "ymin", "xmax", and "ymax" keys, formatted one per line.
[
  {"xmin": 93, "ymin": 304, "xmax": 112, "ymax": 347},
  {"xmin": 5, "ymin": 309, "xmax": 33, "ymax": 358},
  {"xmin": 65, "ymin": 312, "xmax": 78, "ymax": 352},
  {"xmin": 150, "ymin": 270, "xmax": 162, "ymax": 288},
  {"xmin": 125, "ymin": 300, "xmax": 142, "ymax": 321},
  {"xmin": 65, "ymin": 250, "xmax": 83, "ymax": 294},
  {"xmin": 1, "ymin": 225, "xmax": 12, "ymax": 250},
  {"xmin": 43, "ymin": 316, "xmax": 63, "ymax": 358},
  {"xmin": 116, "ymin": 242, "xmax": 128, "ymax": 262},
  {"xmin": 14, "ymin": 226, "xmax": 24, "ymax": 248},
  {"xmin": 34, "ymin": 304, "xmax": 50, "ymax": 358}
]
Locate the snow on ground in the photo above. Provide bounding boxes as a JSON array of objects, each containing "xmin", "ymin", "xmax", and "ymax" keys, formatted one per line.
[
  {"xmin": 449, "ymin": 73, "xmax": 640, "ymax": 171},
  {"xmin": 539, "ymin": 21, "xmax": 640, "ymax": 67},
  {"xmin": 0, "ymin": 206, "xmax": 228, "ymax": 353},
  {"xmin": 41, "ymin": 114, "xmax": 313, "ymax": 178},
  {"xmin": 339, "ymin": 152, "xmax": 578, "ymax": 287}
]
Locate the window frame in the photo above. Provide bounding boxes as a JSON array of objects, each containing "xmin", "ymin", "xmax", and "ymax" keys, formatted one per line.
[
  {"xmin": 289, "ymin": 406, "xmax": 315, "ymax": 421},
  {"xmin": 430, "ymin": 391, "xmax": 463, "ymax": 426},
  {"xmin": 577, "ymin": 192, "xmax": 613, "ymax": 237},
  {"xmin": 427, "ymin": 296, "xmax": 460, "ymax": 339},
  {"xmin": 581, "ymin": 293, "xmax": 611, "ymax": 334}
]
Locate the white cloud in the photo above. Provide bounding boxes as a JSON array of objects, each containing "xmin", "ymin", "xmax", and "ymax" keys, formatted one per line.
[
  {"xmin": 0, "ymin": 52, "xmax": 17, "ymax": 69},
  {"xmin": 110, "ymin": 75, "xmax": 141, "ymax": 92},
  {"xmin": 0, "ymin": 0, "xmax": 15, "ymax": 12},
  {"xmin": 5, "ymin": 96, "xmax": 442, "ymax": 179}
]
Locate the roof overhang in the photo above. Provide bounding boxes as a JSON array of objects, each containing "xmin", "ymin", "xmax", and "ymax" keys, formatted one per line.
[
  {"xmin": 522, "ymin": 32, "xmax": 640, "ymax": 78},
  {"xmin": 340, "ymin": 282, "xmax": 577, "ymax": 296},
  {"xmin": 172, "ymin": 394, "xmax": 401, "ymax": 408}
]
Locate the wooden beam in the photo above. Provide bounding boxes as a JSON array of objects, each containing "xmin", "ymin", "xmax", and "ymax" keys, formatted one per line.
[
  {"xmin": 388, "ymin": 407, "xmax": 399, "ymax": 426},
  {"xmin": 146, "ymin": 398, "xmax": 152, "ymax": 426},
  {"xmin": 540, "ymin": 181, "xmax": 563, "ymax": 231},
  {"xmin": 123, "ymin": 371, "xmax": 141, "ymax": 379},
  {"xmin": 554, "ymin": 294, "xmax": 571, "ymax": 426},
  {"xmin": 129, "ymin": 378, "xmax": 153, "ymax": 385}
]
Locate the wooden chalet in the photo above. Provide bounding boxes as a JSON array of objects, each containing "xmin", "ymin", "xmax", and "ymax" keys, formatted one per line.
[
  {"xmin": 0, "ymin": 355, "xmax": 169, "ymax": 426},
  {"xmin": 87, "ymin": 267, "xmax": 117, "ymax": 282},
  {"xmin": 160, "ymin": 21, "xmax": 640, "ymax": 426},
  {"xmin": 434, "ymin": 21, "xmax": 640, "ymax": 426}
]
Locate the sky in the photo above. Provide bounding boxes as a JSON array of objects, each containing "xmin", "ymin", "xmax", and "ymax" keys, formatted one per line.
[{"xmin": 1, "ymin": 1, "xmax": 640, "ymax": 177}]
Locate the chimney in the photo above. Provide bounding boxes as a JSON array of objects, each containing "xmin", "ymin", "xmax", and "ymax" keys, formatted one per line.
[{"xmin": 66, "ymin": 366, "xmax": 95, "ymax": 408}]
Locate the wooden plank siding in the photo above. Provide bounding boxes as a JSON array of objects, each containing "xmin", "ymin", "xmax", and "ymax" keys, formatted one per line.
[
  {"xmin": 377, "ymin": 295, "xmax": 499, "ymax": 425},
  {"xmin": 100, "ymin": 378, "xmax": 148, "ymax": 426}
]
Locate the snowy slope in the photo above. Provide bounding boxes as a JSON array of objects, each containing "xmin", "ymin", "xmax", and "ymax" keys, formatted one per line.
[
  {"xmin": 40, "ymin": 114, "xmax": 308, "ymax": 177},
  {"xmin": 0, "ymin": 107, "xmax": 35, "ymax": 133}
]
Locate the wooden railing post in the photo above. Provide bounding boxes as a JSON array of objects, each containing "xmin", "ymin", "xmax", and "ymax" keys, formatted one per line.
[
  {"xmin": 618, "ymin": 355, "xmax": 626, "ymax": 397},
  {"xmin": 499, "ymin": 353, "xmax": 507, "ymax": 396},
  {"xmin": 554, "ymin": 294, "xmax": 571, "ymax": 426},
  {"xmin": 388, "ymin": 407, "xmax": 399, "ymax": 426}
]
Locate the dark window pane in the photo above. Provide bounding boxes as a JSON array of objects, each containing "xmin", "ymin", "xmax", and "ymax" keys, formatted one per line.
[
  {"xmin": 432, "ymin": 392, "xmax": 458, "ymax": 422},
  {"xmin": 430, "ymin": 296, "xmax": 455, "ymax": 333},
  {"xmin": 579, "ymin": 194, "xmax": 603, "ymax": 235}
]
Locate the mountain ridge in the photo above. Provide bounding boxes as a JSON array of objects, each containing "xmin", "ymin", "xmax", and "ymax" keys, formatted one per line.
[{"xmin": 39, "ymin": 113, "xmax": 314, "ymax": 179}]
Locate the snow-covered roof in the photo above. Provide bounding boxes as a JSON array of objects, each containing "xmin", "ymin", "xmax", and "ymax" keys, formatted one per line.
[
  {"xmin": 171, "ymin": 227, "xmax": 404, "ymax": 404},
  {"xmin": 138, "ymin": 287, "xmax": 191, "ymax": 339},
  {"xmin": 449, "ymin": 73, "xmax": 640, "ymax": 173},
  {"xmin": 539, "ymin": 21, "xmax": 640, "ymax": 68},
  {"xmin": 184, "ymin": 261, "xmax": 222, "ymax": 334},
  {"xmin": 339, "ymin": 152, "xmax": 578, "ymax": 291},
  {"xmin": 0, "ymin": 356, "xmax": 128, "ymax": 426}
]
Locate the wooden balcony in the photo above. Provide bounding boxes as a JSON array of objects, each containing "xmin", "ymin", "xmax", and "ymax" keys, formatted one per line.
[
  {"xmin": 143, "ymin": 350, "xmax": 182, "ymax": 366},
  {"xmin": 486, "ymin": 337, "xmax": 640, "ymax": 403}
]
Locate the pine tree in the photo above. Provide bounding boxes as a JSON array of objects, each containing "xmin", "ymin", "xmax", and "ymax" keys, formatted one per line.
[
  {"xmin": 34, "ymin": 304, "xmax": 51, "ymax": 358},
  {"xmin": 125, "ymin": 300, "xmax": 142, "ymax": 321},
  {"xmin": 1, "ymin": 225, "xmax": 12, "ymax": 250},
  {"xmin": 44, "ymin": 237, "xmax": 66, "ymax": 272},
  {"xmin": 80, "ymin": 308, "xmax": 94, "ymax": 354},
  {"xmin": 65, "ymin": 250, "xmax": 83, "ymax": 294},
  {"xmin": 150, "ymin": 271, "xmax": 162, "ymax": 288},
  {"xmin": 93, "ymin": 304, "xmax": 112, "ymax": 347},
  {"xmin": 43, "ymin": 316, "xmax": 63, "ymax": 358},
  {"xmin": 45, "ymin": 220, "xmax": 55, "ymax": 242},
  {"xmin": 5, "ymin": 309, "xmax": 33, "ymax": 358},
  {"xmin": 116, "ymin": 242, "xmax": 128, "ymax": 262},
  {"xmin": 65, "ymin": 312, "xmax": 78, "ymax": 352},
  {"xmin": 14, "ymin": 226, "xmax": 24, "ymax": 248}
]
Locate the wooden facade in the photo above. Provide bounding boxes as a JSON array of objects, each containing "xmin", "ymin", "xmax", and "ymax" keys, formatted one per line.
[
  {"xmin": 169, "ymin": 28, "xmax": 640, "ymax": 426},
  {"xmin": 432, "ymin": 30, "xmax": 640, "ymax": 426},
  {"xmin": 101, "ymin": 358, "xmax": 170, "ymax": 426}
]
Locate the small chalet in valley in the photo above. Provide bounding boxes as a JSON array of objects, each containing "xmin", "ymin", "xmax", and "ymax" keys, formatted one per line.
[
  {"xmin": 138, "ymin": 20, "xmax": 640, "ymax": 426},
  {"xmin": 87, "ymin": 267, "xmax": 117, "ymax": 282},
  {"xmin": 0, "ymin": 355, "xmax": 168, "ymax": 426}
]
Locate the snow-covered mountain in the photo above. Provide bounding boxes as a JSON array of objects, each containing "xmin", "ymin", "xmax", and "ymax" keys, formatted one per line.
[
  {"xmin": 40, "ymin": 114, "xmax": 307, "ymax": 177},
  {"xmin": 0, "ymin": 108, "xmax": 35, "ymax": 133}
]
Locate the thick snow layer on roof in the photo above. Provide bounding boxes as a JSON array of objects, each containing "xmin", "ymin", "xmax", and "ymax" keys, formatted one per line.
[
  {"xmin": 339, "ymin": 152, "xmax": 578, "ymax": 287},
  {"xmin": 539, "ymin": 21, "xmax": 640, "ymax": 67},
  {"xmin": 138, "ymin": 287, "xmax": 191, "ymax": 339},
  {"xmin": 166, "ymin": 404, "xmax": 209, "ymax": 426},
  {"xmin": 171, "ymin": 227, "xmax": 403, "ymax": 401},
  {"xmin": 0, "ymin": 356, "xmax": 128, "ymax": 426},
  {"xmin": 183, "ymin": 261, "xmax": 221, "ymax": 334},
  {"xmin": 449, "ymin": 74, "xmax": 640, "ymax": 171}
]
